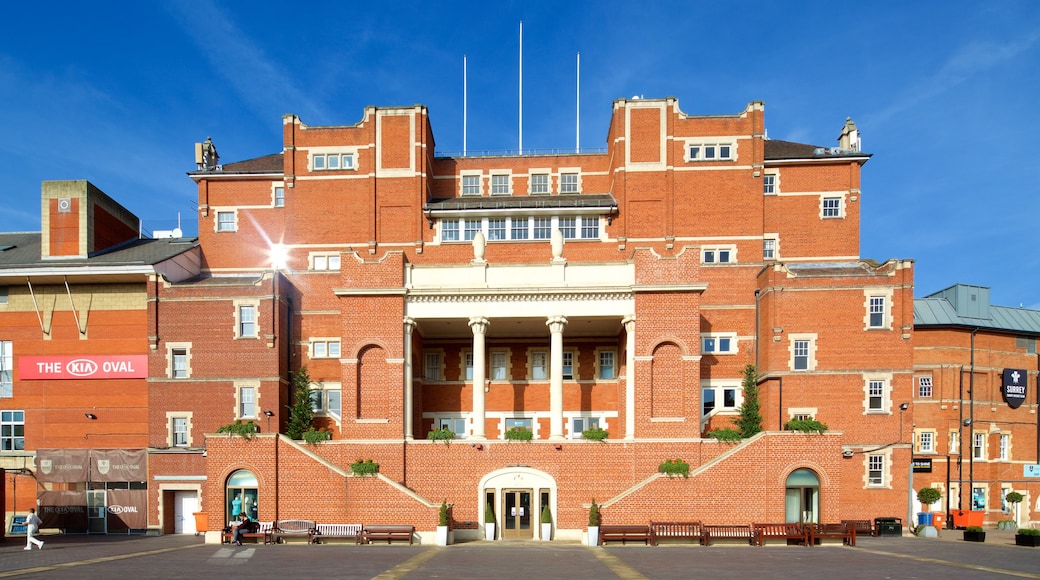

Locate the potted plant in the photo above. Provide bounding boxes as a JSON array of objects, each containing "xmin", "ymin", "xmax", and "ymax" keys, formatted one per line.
[
  {"xmin": 1015, "ymin": 528, "xmax": 1040, "ymax": 547},
  {"xmin": 484, "ymin": 503, "xmax": 496, "ymax": 541},
  {"xmin": 587, "ymin": 500, "xmax": 600, "ymax": 546},
  {"xmin": 436, "ymin": 501, "xmax": 450, "ymax": 546},
  {"xmin": 916, "ymin": 487, "xmax": 942, "ymax": 529},
  {"xmin": 963, "ymin": 526, "xmax": 986, "ymax": 542},
  {"xmin": 1001, "ymin": 491, "xmax": 1024, "ymax": 531},
  {"xmin": 540, "ymin": 505, "xmax": 552, "ymax": 541}
]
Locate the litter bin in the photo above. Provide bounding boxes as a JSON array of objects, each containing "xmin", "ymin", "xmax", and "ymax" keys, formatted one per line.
[
  {"xmin": 874, "ymin": 517, "xmax": 903, "ymax": 537},
  {"xmin": 931, "ymin": 512, "xmax": 945, "ymax": 529},
  {"xmin": 917, "ymin": 512, "xmax": 933, "ymax": 526},
  {"xmin": 193, "ymin": 512, "xmax": 208, "ymax": 536}
]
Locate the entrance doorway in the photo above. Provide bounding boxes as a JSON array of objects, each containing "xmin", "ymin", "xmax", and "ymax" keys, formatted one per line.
[
  {"xmin": 502, "ymin": 490, "xmax": 533, "ymax": 539},
  {"xmin": 785, "ymin": 468, "xmax": 820, "ymax": 523}
]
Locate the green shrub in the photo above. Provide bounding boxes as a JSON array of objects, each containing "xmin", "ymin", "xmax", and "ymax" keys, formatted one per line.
[
  {"xmin": 439, "ymin": 501, "xmax": 449, "ymax": 526},
  {"xmin": 427, "ymin": 428, "xmax": 455, "ymax": 443},
  {"xmin": 541, "ymin": 505, "xmax": 553, "ymax": 524},
  {"xmin": 1018, "ymin": 528, "xmax": 1040, "ymax": 536},
  {"xmin": 1005, "ymin": 491, "xmax": 1024, "ymax": 505},
  {"xmin": 286, "ymin": 367, "xmax": 315, "ymax": 440},
  {"xmin": 216, "ymin": 420, "xmax": 259, "ymax": 439},
  {"xmin": 785, "ymin": 419, "xmax": 828, "ymax": 434},
  {"xmin": 588, "ymin": 500, "xmax": 600, "ymax": 527},
  {"xmin": 581, "ymin": 426, "xmax": 608, "ymax": 442},
  {"xmin": 303, "ymin": 428, "xmax": 331, "ymax": 444},
  {"xmin": 485, "ymin": 503, "xmax": 496, "ymax": 524},
  {"xmin": 966, "ymin": 526, "xmax": 984, "ymax": 533},
  {"xmin": 659, "ymin": 458, "xmax": 691, "ymax": 477},
  {"xmin": 708, "ymin": 428, "xmax": 742, "ymax": 442},
  {"xmin": 351, "ymin": 458, "xmax": 379, "ymax": 476},
  {"xmin": 917, "ymin": 487, "xmax": 942, "ymax": 506},
  {"xmin": 504, "ymin": 427, "xmax": 533, "ymax": 442}
]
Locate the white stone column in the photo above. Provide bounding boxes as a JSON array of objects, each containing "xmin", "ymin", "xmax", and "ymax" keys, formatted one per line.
[
  {"xmin": 547, "ymin": 315, "xmax": 568, "ymax": 441},
  {"xmin": 469, "ymin": 317, "xmax": 490, "ymax": 440},
  {"xmin": 403, "ymin": 317, "xmax": 416, "ymax": 441},
  {"xmin": 623, "ymin": 315, "xmax": 636, "ymax": 440}
]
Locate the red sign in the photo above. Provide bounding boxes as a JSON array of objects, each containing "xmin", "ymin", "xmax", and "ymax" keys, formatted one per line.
[{"xmin": 19, "ymin": 356, "xmax": 148, "ymax": 379}]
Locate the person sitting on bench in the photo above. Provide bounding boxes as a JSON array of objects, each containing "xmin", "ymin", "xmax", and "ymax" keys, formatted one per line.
[{"xmin": 231, "ymin": 513, "xmax": 255, "ymax": 545}]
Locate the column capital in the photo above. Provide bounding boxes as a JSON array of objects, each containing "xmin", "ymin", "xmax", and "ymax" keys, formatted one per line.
[
  {"xmin": 546, "ymin": 315, "xmax": 568, "ymax": 333},
  {"xmin": 468, "ymin": 317, "xmax": 490, "ymax": 334},
  {"xmin": 403, "ymin": 317, "xmax": 416, "ymax": 333},
  {"xmin": 622, "ymin": 314, "xmax": 636, "ymax": 328}
]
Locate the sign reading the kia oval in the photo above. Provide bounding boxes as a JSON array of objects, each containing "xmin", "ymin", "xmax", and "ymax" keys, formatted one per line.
[{"xmin": 18, "ymin": 356, "xmax": 148, "ymax": 379}]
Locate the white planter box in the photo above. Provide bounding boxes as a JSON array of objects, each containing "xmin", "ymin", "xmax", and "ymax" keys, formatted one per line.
[
  {"xmin": 484, "ymin": 523, "xmax": 495, "ymax": 541},
  {"xmin": 541, "ymin": 522, "xmax": 552, "ymax": 541}
]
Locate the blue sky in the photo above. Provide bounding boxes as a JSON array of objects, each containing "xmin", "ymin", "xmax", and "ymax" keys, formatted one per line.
[{"xmin": 2, "ymin": 2, "xmax": 1038, "ymax": 307}]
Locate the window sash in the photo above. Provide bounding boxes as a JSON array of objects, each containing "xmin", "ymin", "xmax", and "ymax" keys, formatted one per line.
[
  {"xmin": 559, "ymin": 217, "xmax": 576, "ymax": 239},
  {"xmin": 560, "ymin": 173, "xmax": 579, "ymax": 193},
  {"xmin": 581, "ymin": 217, "xmax": 599, "ymax": 239},
  {"xmin": 491, "ymin": 175, "xmax": 510, "ymax": 194},
  {"xmin": 464, "ymin": 352, "xmax": 474, "ymax": 381},
  {"xmin": 999, "ymin": 434, "xmax": 1009, "ymax": 460},
  {"xmin": 464, "ymin": 219, "xmax": 481, "ymax": 241},
  {"xmin": 240, "ymin": 387, "xmax": 256, "ymax": 419},
  {"xmin": 172, "ymin": 418, "xmax": 188, "ymax": 446},
  {"xmin": 442, "ymin": 220, "xmax": 460, "ymax": 241},
  {"xmin": 868, "ymin": 455, "xmax": 884, "ymax": 485},
  {"xmin": 487, "ymin": 218, "xmax": 507, "ymax": 241},
  {"xmin": 424, "ymin": 353, "xmax": 442, "ymax": 381},
  {"xmin": 869, "ymin": 297, "xmax": 885, "ymax": 327},
  {"xmin": 0, "ymin": 410, "xmax": 24, "ymax": 451},
  {"xmin": 462, "ymin": 175, "xmax": 480, "ymax": 195},
  {"xmin": 274, "ymin": 187, "xmax": 285, "ymax": 207},
  {"xmin": 763, "ymin": 175, "xmax": 775, "ymax": 194},
  {"xmin": 868, "ymin": 380, "xmax": 884, "ymax": 410},
  {"xmin": 793, "ymin": 340, "xmax": 809, "ymax": 370},
  {"xmin": 217, "ymin": 212, "xmax": 235, "ymax": 231},
  {"xmin": 0, "ymin": 341, "xmax": 10, "ymax": 398},
  {"xmin": 172, "ymin": 350, "xmax": 187, "ymax": 379},
  {"xmin": 511, "ymin": 217, "xmax": 530, "ymax": 240},
  {"xmin": 533, "ymin": 218, "xmax": 552, "ymax": 240},
  {"xmin": 763, "ymin": 239, "xmax": 775, "ymax": 259},
  {"xmin": 823, "ymin": 198, "xmax": 841, "ymax": 217},
  {"xmin": 530, "ymin": 174, "xmax": 549, "ymax": 194},
  {"xmin": 490, "ymin": 352, "xmax": 507, "ymax": 380},
  {"xmin": 598, "ymin": 351, "xmax": 615, "ymax": 379},
  {"xmin": 326, "ymin": 390, "xmax": 342, "ymax": 419},
  {"xmin": 531, "ymin": 352, "xmax": 547, "ymax": 380},
  {"xmin": 919, "ymin": 432, "xmax": 934, "ymax": 453},
  {"xmin": 239, "ymin": 306, "xmax": 256, "ymax": 337},
  {"xmin": 562, "ymin": 352, "xmax": 574, "ymax": 380},
  {"xmin": 973, "ymin": 433, "xmax": 984, "ymax": 459}
]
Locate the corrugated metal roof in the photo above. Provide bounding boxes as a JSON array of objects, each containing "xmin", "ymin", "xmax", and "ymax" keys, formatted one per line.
[{"xmin": 914, "ymin": 284, "xmax": 1040, "ymax": 334}]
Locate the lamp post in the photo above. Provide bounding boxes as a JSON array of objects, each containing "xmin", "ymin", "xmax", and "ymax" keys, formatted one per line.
[{"xmin": 264, "ymin": 410, "xmax": 274, "ymax": 433}]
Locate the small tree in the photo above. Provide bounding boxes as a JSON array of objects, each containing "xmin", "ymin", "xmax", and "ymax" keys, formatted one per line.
[
  {"xmin": 541, "ymin": 505, "xmax": 553, "ymax": 525},
  {"xmin": 286, "ymin": 366, "xmax": 315, "ymax": 440},
  {"xmin": 439, "ymin": 501, "xmax": 450, "ymax": 527},
  {"xmin": 736, "ymin": 364, "xmax": 762, "ymax": 438},
  {"xmin": 588, "ymin": 500, "xmax": 600, "ymax": 527},
  {"xmin": 1005, "ymin": 491, "xmax": 1024, "ymax": 514},
  {"xmin": 485, "ymin": 502, "xmax": 496, "ymax": 524},
  {"xmin": 917, "ymin": 487, "xmax": 942, "ymax": 509}
]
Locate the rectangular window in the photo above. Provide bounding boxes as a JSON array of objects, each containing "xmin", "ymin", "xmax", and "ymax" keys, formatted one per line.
[
  {"xmin": 972, "ymin": 487, "xmax": 985, "ymax": 510},
  {"xmin": 918, "ymin": 431, "xmax": 934, "ymax": 453},
  {"xmin": 558, "ymin": 217, "xmax": 576, "ymax": 239},
  {"xmin": 312, "ymin": 152, "xmax": 354, "ymax": 170},
  {"xmin": 822, "ymin": 197, "xmax": 842, "ymax": 218},
  {"xmin": 1, "ymin": 410, "xmax": 24, "ymax": 451},
  {"xmin": 973, "ymin": 432, "xmax": 985, "ymax": 460},
  {"xmin": 487, "ymin": 218, "xmax": 507, "ymax": 241},
  {"xmin": 793, "ymin": 340, "xmax": 809, "ymax": 371},
  {"xmin": 511, "ymin": 217, "xmax": 530, "ymax": 240},
  {"xmin": 560, "ymin": 173, "xmax": 579, "ymax": 193},
  {"xmin": 464, "ymin": 352, "xmax": 474, "ymax": 381},
  {"xmin": 598, "ymin": 351, "xmax": 615, "ymax": 379},
  {"xmin": 531, "ymin": 351, "xmax": 547, "ymax": 380},
  {"xmin": 239, "ymin": 305, "xmax": 256, "ymax": 338},
  {"xmin": 310, "ymin": 390, "xmax": 324, "ymax": 413},
  {"xmin": 0, "ymin": 287, "xmax": 7, "ymax": 304},
  {"xmin": 313, "ymin": 255, "xmax": 341, "ymax": 271},
  {"xmin": 274, "ymin": 186, "xmax": 285, "ymax": 207},
  {"xmin": 868, "ymin": 380, "xmax": 884, "ymax": 411},
  {"xmin": 562, "ymin": 351, "xmax": 574, "ymax": 380},
  {"xmin": 217, "ymin": 211, "xmax": 235, "ymax": 232},
  {"xmin": 530, "ymin": 173, "xmax": 549, "ymax": 194},
  {"xmin": 688, "ymin": 143, "xmax": 734, "ymax": 161},
  {"xmin": 424, "ymin": 352, "xmax": 442, "ymax": 381},
  {"xmin": 703, "ymin": 386, "xmax": 741, "ymax": 416},
  {"xmin": 572, "ymin": 416, "xmax": 600, "ymax": 438},
  {"xmin": 239, "ymin": 386, "xmax": 256, "ymax": 419},
  {"xmin": 702, "ymin": 247, "xmax": 733, "ymax": 264},
  {"xmin": 0, "ymin": 341, "xmax": 12, "ymax": 398},
  {"xmin": 763, "ymin": 239, "xmax": 776, "ymax": 260},
  {"xmin": 505, "ymin": 417, "xmax": 532, "ymax": 431},
  {"xmin": 464, "ymin": 219, "xmax": 482, "ymax": 241},
  {"xmin": 999, "ymin": 434, "xmax": 1009, "ymax": 461},
  {"xmin": 462, "ymin": 175, "xmax": 480, "ymax": 195},
  {"xmin": 533, "ymin": 218, "xmax": 552, "ymax": 240},
  {"xmin": 491, "ymin": 174, "xmax": 510, "ymax": 195},
  {"xmin": 868, "ymin": 454, "xmax": 884, "ymax": 486},
  {"xmin": 869, "ymin": 296, "xmax": 886, "ymax": 328},
  {"xmin": 172, "ymin": 417, "xmax": 188, "ymax": 447},
  {"xmin": 949, "ymin": 431, "xmax": 960, "ymax": 455},
  {"xmin": 793, "ymin": 413, "xmax": 814, "ymax": 421},
  {"xmin": 491, "ymin": 351, "xmax": 508, "ymax": 380},
  {"xmin": 702, "ymin": 389, "xmax": 716, "ymax": 415},
  {"xmin": 311, "ymin": 340, "xmax": 341, "ymax": 359},
  {"xmin": 438, "ymin": 417, "xmax": 467, "ymax": 437},
  {"xmin": 918, "ymin": 376, "xmax": 933, "ymax": 398},
  {"xmin": 442, "ymin": 220, "xmax": 460, "ymax": 241},
  {"xmin": 581, "ymin": 217, "xmax": 599, "ymax": 239},
  {"xmin": 326, "ymin": 390, "xmax": 341, "ymax": 419},
  {"xmin": 172, "ymin": 349, "xmax": 188, "ymax": 379},
  {"xmin": 763, "ymin": 174, "xmax": 776, "ymax": 194},
  {"xmin": 702, "ymin": 336, "xmax": 734, "ymax": 354}
]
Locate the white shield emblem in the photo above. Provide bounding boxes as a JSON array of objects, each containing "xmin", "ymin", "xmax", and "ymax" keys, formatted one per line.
[
  {"xmin": 97, "ymin": 459, "xmax": 110, "ymax": 475},
  {"xmin": 40, "ymin": 459, "xmax": 52, "ymax": 475}
]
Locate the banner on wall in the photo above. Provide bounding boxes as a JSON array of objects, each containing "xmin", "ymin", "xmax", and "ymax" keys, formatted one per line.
[
  {"xmin": 37, "ymin": 491, "xmax": 88, "ymax": 531},
  {"xmin": 18, "ymin": 355, "xmax": 148, "ymax": 379},
  {"xmin": 36, "ymin": 449, "xmax": 146, "ymax": 483},
  {"xmin": 106, "ymin": 489, "xmax": 148, "ymax": 530}
]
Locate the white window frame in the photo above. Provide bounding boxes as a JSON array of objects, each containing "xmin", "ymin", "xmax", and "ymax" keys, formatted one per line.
[
  {"xmin": 487, "ymin": 218, "xmax": 507, "ymax": 241},
  {"xmin": 762, "ymin": 171, "xmax": 779, "ymax": 195},
  {"xmin": 595, "ymin": 349, "xmax": 617, "ymax": 380},
  {"xmin": 533, "ymin": 217, "xmax": 553, "ymax": 240},
  {"xmin": 973, "ymin": 432, "xmax": 986, "ymax": 460},
  {"xmin": 701, "ymin": 333, "xmax": 737, "ymax": 355},
  {"xmin": 864, "ymin": 375, "xmax": 891, "ymax": 413},
  {"xmin": 490, "ymin": 173, "xmax": 511, "ymax": 195},
  {"xmin": 235, "ymin": 382, "xmax": 258, "ymax": 420},
  {"xmin": 216, "ymin": 210, "xmax": 237, "ymax": 232},
  {"xmin": 0, "ymin": 409, "xmax": 24, "ymax": 451},
  {"xmin": 561, "ymin": 350, "xmax": 577, "ymax": 380},
  {"xmin": 949, "ymin": 430, "xmax": 960, "ymax": 455},
  {"xmin": 702, "ymin": 246, "xmax": 736, "ymax": 264},
  {"xmin": 558, "ymin": 217, "xmax": 577, "ymax": 239},
  {"xmin": 570, "ymin": 416, "xmax": 601, "ymax": 439},
  {"xmin": 461, "ymin": 172, "xmax": 482, "ymax": 196},
  {"xmin": 581, "ymin": 216, "xmax": 600, "ymax": 240},
  {"xmin": 865, "ymin": 289, "xmax": 893, "ymax": 330},
  {"xmin": 763, "ymin": 237, "xmax": 777, "ymax": 261},
  {"xmin": 311, "ymin": 383, "xmax": 342, "ymax": 421},
  {"xmin": 308, "ymin": 147, "xmax": 358, "ymax": 172},
  {"xmin": 442, "ymin": 220, "xmax": 460, "ymax": 242},
  {"xmin": 309, "ymin": 339, "xmax": 341, "ymax": 359},
  {"xmin": 1, "ymin": 340, "xmax": 13, "ymax": 398},
  {"xmin": 168, "ymin": 343, "xmax": 192, "ymax": 379},
  {"xmin": 789, "ymin": 334, "xmax": 817, "ymax": 371},
  {"xmin": 916, "ymin": 429, "xmax": 935, "ymax": 453},
  {"xmin": 558, "ymin": 170, "xmax": 580, "ymax": 194},
  {"xmin": 999, "ymin": 433, "xmax": 1009, "ymax": 461},
  {"xmin": 272, "ymin": 184, "xmax": 285, "ymax": 208},
  {"xmin": 489, "ymin": 350, "xmax": 509, "ymax": 381},
  {"xmin": 424, "ymin": 351, "xmax": 443, "ymax": 381},
  {"xmin": 437, "ymin": 416, "xmax": 468, "ymax": 438},
  {"xmin": 702, "ymin": 383, "xmax": 742, "ymax": 417},
  {"xmin": 918, "ymin": 376, "xmax": 933, "ymax": 398},
  {"xmin": 789, "ymin": 407, "xmax": 817, "ymax": 422},
  {"xmin": 821, "ymin": 196, "xmax": 844, "ymax": 218},
  {"xmin": 167, "ymin": 412, "xmax": 193, "ymax": 447},
  {"xmin": 867, "ymin": 453, "xmax": 886, "ymax": 487},
  {"xmin": 234, "ymin": 300, "xmax": 260, "ymax": 339},
  {"xmin": 529, "ymin": 171, "xmax": 550, "ymax": 195},
  {"xmin": 311, "ymin": 253, "xmax": 341, "ymax": 271},
  {"xmin": 685, "ymin": 140, "xmax": 736, "ymax": 162},
  {"xmin": 511, "ymin": 217, "xmax": 530, "ymax": 240},
  {"xmin": 529, "ymin": 350, "xmax": 548, "ymax": 380}
]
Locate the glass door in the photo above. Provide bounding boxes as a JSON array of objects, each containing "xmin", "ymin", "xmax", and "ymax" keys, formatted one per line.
[
  {"xmin": 87, "ymin": 489, "xmax": 106, "ymax": 534},
  {"xmin": 502, "ymin": 490, "xmax": 532, "ymax": 539}
]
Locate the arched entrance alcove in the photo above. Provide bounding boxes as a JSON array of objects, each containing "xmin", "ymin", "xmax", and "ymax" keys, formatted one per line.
[
  {"xmin": 225, "ymin": 470, "xmax": 259, "ymax": 524},
  {"xmin": 479, "ymin": 467, "xmax": 557, "ymax": 540},
  {"xmin": 785, "ymin": 468, "xmax": 820, "ymax": 523}
]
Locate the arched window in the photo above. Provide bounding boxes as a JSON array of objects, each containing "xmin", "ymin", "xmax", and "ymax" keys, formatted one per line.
[
  {"xmin": 226, "ymin": 470, "xmax": 259, "ymax": 523},
  {"xmin": 785, "ymin": 468, "xmax": 820, "ymax": 523}
]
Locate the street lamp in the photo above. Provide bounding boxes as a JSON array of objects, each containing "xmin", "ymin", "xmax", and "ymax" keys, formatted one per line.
[
  {"xmin": 898, "ymin": 402, "xmax": 909, "ymax": 442},
  {"xmin": 264, "ymin": 410, "xmax": 274, "ymax": 432}
]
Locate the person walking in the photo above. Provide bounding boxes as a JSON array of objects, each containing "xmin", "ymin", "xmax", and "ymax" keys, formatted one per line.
[{"xmin": 24, "ymin": 508, "xmax": 44, "ymax": 550}]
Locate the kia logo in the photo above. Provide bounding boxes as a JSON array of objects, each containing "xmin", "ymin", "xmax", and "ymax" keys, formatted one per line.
[{"xmin": 66, "ymin": 359, "xmax": 99, "ymax": 376}]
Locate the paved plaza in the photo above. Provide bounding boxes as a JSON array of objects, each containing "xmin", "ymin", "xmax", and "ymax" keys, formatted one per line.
[{"xmin": 1, "ymin": 530, "xmax": 1037, "ymax": 579}]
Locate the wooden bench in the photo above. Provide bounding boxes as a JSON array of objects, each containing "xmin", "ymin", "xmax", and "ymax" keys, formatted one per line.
[
  {"xmin": 841, "ymin": 519, "xmax": 873, "ymax": 538},
  {"xmin": 271, "ymin": 519, "xmax": 316, "ymax": 544},
  {"xmin": 702, "ymin": 524, "xmax": 757, "ymax": 546},
  {"xmin": 222, "ymin": 521, "xmax": 273, "ymax": 544},
  {"xmin": 358, "ymin": 524, "xmax": 415, "ymax": 544},
  {"xmin": 649, "ymin": 521, "xmax": 704, "ymax": 545},
  {"xmin": 809, "ymin": 523, "xmax": 856, "ymax": 546},
  {"xmin": 752, "ymin": 523, "xmax": 808, "ymax": 546},
  {"xmin": 599, "ymin": 524, "xmax": 652, "ymax": 545},
  {"xmin": 310, "ymin": 523, "xmax": 362, "ymax": 544}
]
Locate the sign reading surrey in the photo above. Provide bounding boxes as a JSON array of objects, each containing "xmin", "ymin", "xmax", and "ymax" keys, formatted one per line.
[
  {"xmin": 19, "ymin": 356, "xmax": 148, "ymax": 380},
  {"xmin": 1001, "ymin": 368, "xmax": 1028, "ymax": 409}
]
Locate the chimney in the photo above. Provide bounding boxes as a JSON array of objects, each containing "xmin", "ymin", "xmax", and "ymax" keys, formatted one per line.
[{"xmin": 838, "ymin": 118, "xmax": 860, "ymax": 152}]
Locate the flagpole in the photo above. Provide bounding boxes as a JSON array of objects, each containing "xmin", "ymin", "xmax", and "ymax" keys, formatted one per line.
[
  {"xmin": 463, "ymin": 54, "xmax": 468, "ymax": 156},
  {"xmin": 576, "ymin": 52, "xmax": 580, "ymax": 153},
  {"xmin": 519, "ymin": 20, "xmax": 523, "ymax": 155}
]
